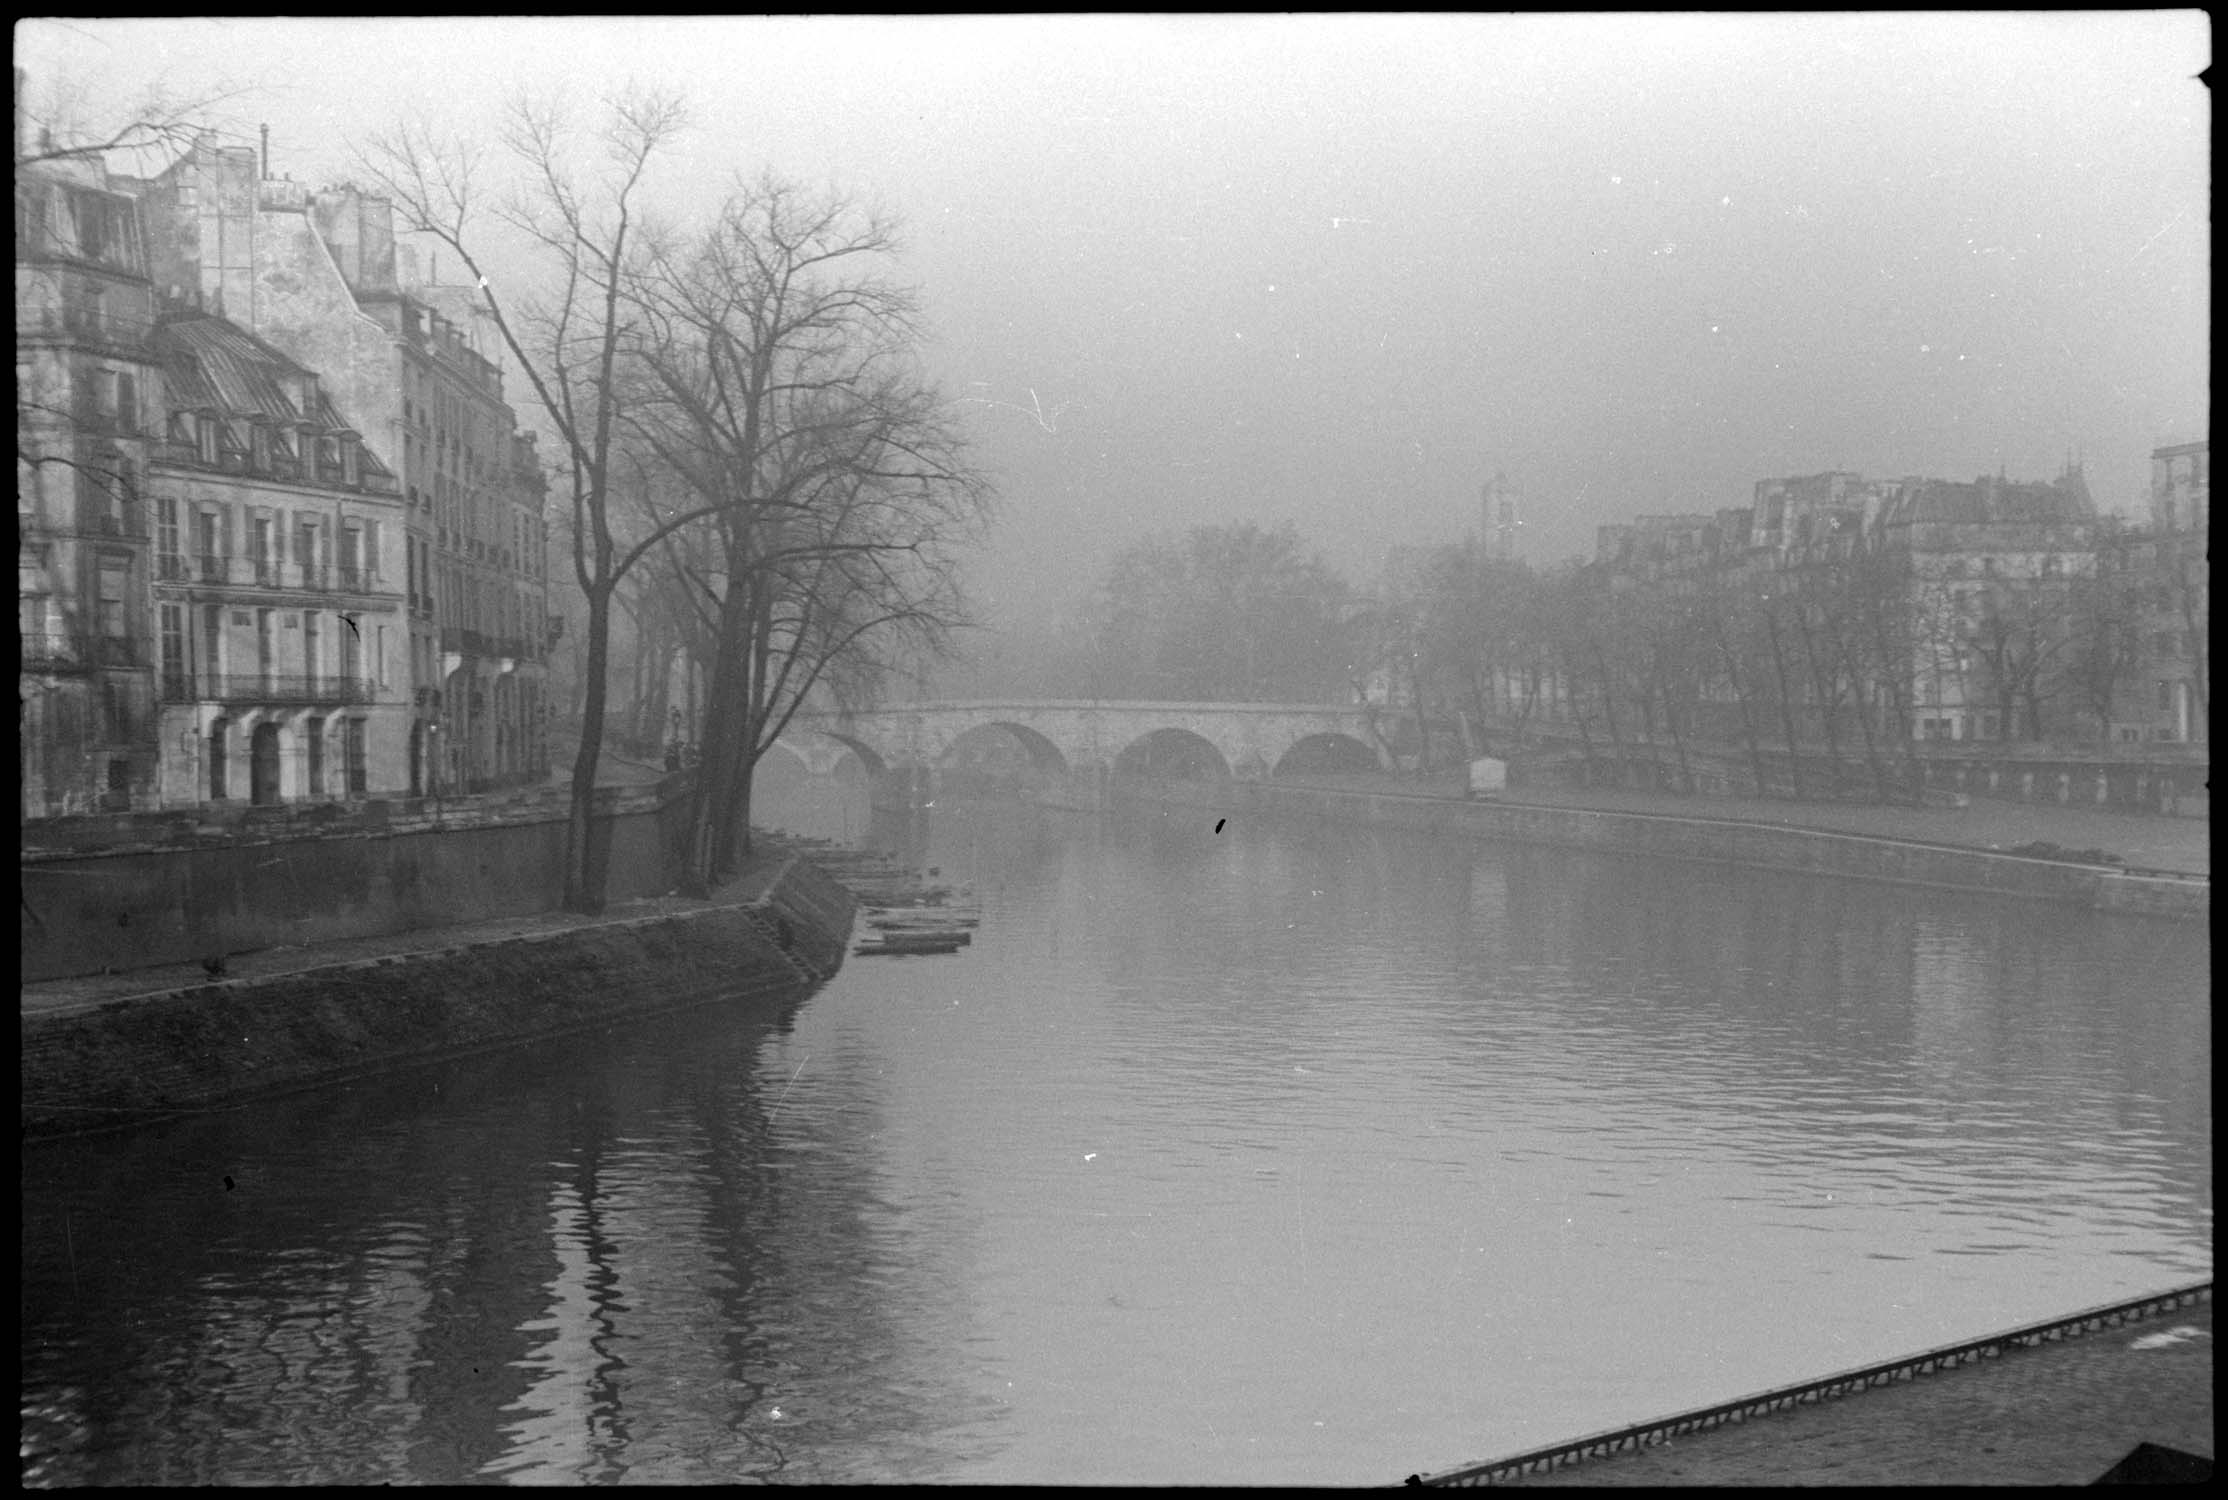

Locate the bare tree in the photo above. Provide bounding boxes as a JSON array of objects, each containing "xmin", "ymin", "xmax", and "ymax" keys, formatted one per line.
[
  {"xmin": 361, "ymin": 87, "xmax": 699, "ymax": 912},
  {"xmin": 623, "ymin": 176, "xmax": 991, "ymax": 886},
  {"xmin": 1966, "ymin": 576, "xmax": 2070, "ymax": 741},
  {"xmin": 2063, "ymin": 521, "xmax": 2144, "ymax": 741},
  {"xmin": 14, "ymin": 66, "xmax": 256, "ymax": 174}
]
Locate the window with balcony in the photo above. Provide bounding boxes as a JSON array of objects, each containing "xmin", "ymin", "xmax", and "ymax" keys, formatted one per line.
[
  {"xmin": 157, "ymin": 494, "xmax": 182, "ymax": 578},
  {"xmin": 339, "ymin": 526, "xmax": 364, "ymax": 590},
  {"xmin": 97, "ymin": 553, "xmax": 129, "ymax": 644},
  {"xmin": 256, "ymin": 608, "xmax": 276, "ymax": 686},
  {"xmin": 345, "ymin": 718, "xmax": 368, "ymax": 796},
  {"xmin": 160, "ymin": 604, "xmax": 186, "ymax": 699},
  {"xmin": 196, "ymin": 508, "xmax": 225, "ymax": 581},
  {"xmin": 297, "ymin": 520, "xmax": 322, "ymax": 588}
]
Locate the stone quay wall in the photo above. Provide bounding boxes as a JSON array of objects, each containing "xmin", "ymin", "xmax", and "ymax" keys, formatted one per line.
[
  {"xmin": 20, "ymin": 778, "xmax": 699, "ymax": 984},
  {"xmin": 20, "ymin": 854, "xmax": 856, "ymax": 1141},
  {"xmin": 1113, "ymin": 779, "xmax": 2207, "ymax": 921}
]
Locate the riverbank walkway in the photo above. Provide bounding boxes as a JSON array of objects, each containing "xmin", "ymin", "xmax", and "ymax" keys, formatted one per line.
[
  {"xmin": 1276, "ymin": 770, "xmax": 2210, "ymax": 875},
  {"xmin": 1416, "ymin": 1294, "xmax": 2211, "ymax": 1487}
]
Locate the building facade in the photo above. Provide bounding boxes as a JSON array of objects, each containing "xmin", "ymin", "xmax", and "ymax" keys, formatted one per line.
[
  {"xmin": 2135, "ymin": 439, "xmax": 2208, "ymax": 743},
  {"xmin": 126, "ymin": 141, "xmax": 551, "ymax": 794},
  {"xmin": 18, "ymin": 153, "xmax": 163, "ymax": 815},
  {"xmin": 20, "ymin": 120, "xmax": 552, "ymax": 816},
  {"xmin": 1876, "ymin": 469, "xmax": 2099, "ymax": 742},
  {"xmin": 146, "ymin": 314, "xmax": 411, "ymax": 805}
]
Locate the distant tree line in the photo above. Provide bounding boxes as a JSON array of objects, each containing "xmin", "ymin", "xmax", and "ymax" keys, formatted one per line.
[{"xmin": 1049, "ymin": 505, "xmax": 2205, "ymax": 807}]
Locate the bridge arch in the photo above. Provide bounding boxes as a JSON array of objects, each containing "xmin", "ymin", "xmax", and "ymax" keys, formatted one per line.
[
  {"xmin": 1113, "ymin": 726, "xmax": 1231, "ymax": 780},
  {"xmin": 1271, "ymin": 731, "xmax": 1381, "ymax": 777},
  {"xmin": 760, "ymin": 738, "xmax": 814, "ymax": 775},
  {"xmin": 789, "ymin": 730, "xmax": 887, "ymax": 779},
  {"xmin": 932, "ymin": 720, "xmax": 1070, "ymax": 775}
]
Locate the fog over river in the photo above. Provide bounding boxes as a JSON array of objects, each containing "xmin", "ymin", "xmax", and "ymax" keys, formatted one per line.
[{"xmin": 21, "ymin": 779, "xmax": 2211, "ymax": 1485}]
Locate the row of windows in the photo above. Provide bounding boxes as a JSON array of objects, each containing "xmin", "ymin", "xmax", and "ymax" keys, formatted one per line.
[
  {"xmin": 153, "ymin": 497, "xmax": 381, "ymax": 587},
  {"xmin": 157, "ymin": 600, "xmax": 388, "ymax": 688}
]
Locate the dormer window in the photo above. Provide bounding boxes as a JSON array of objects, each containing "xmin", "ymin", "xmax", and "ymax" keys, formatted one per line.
[
  {"xmin": 219, "ymin": 420, "xmax": 251, "ymax": 471},
  {"xmin": 249, "ymin": 421, "xmax": 271, "ymax": 473},
  {"xmin": 338, "ymin": 432, "xmax": 362, "ymax": 487},
  {"xmin": 197, "ymin": 414, "xmax": 220, "ymax": 465}
]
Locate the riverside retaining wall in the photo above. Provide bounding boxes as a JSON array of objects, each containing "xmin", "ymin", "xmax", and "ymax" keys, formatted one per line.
[
  {"xmin": 19, "ymin": 779, "xmax": 696, "ymax": 984},
  {"xmin": 1115, "ymin": 779, "xmax": 2207, "ymax": 920},
  {"xmin": 20, "ymin": 855, "xmax": 856, "ymax": 1141}
]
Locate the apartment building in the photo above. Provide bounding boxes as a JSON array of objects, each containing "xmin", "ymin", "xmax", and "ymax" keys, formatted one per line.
[
  {"xmin": 2135, "ymin": 439, "xmax": 2209, "ymax": 743},
  {"xmin": 145, "ymin": 314, "xmax": 410, "ymax": 804},
  {"xmin": 18, "ymin": 154, "xmax": 163, "ymax": 815},
  {"xmin": 127, "ymin": 141, "xmax": 550, "ymax": 795}
]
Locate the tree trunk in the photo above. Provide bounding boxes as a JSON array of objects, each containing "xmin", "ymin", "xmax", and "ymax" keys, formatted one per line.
[
  {"xmin": 1846, "ymin": 658, "xmax": 1890, "ymax": 803},
  {"xmin": 1762, "ymin": 610, "xmax": 1805, "ymax": 800},
  {"xmin": 1793, "ymin": 606, "xmax": 1846, "ymax": 794},
  {"xmin": 1410, "ymin": 665, "xmax": 1430, "ymax": 774},
  {"xmin": 1660, "ymin": 677, "xmax": 1696, "ymax": 794},
  {"xmin": 1569, "ymin": 668, "xmax": 1600, "ymax": 783},
  {"xmin": 562, "ymin": 584, "xmax": 616, "ymax": 914},
  {"xmin": 1716, "ymin": 625, "xmax": 1771, "ymax": 799},
  {"xmin": 684, "ymin": 548, "xmax": 754, "ymax": 896},
  {"xmin": 1591, "ymin": 643, "xmax": 1629, "ymax": 788}
]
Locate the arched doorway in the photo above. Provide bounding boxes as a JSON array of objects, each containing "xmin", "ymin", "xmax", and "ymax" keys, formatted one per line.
[
  {"xmin": 249, "ymin": 722, "xmax": 281, "ymax": 805},
  {"xmin": 208, "ymin": 719, "xmax": 229, "ymax": 801},
  {"xmin": 408, "ymin": 722, "xmax": 424, "ymax": 797}
]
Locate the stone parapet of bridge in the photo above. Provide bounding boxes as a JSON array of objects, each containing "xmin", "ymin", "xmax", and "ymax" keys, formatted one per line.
[{"xmin": 778, "ymin": 700, "xmax": 1389, "ymax": 779}]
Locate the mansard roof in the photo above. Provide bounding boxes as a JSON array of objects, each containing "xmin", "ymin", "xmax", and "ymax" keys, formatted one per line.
[
  {"xmin": 1886, "ymin": 473, "xmax": 2096, "ymax": 529},
  {"xmin": 150, "ymin": 314, "xmax": 398, "ymax": 488},
  {"xmin": 154, "ymin": 315, "xmax": 326, "ymax": 424}
]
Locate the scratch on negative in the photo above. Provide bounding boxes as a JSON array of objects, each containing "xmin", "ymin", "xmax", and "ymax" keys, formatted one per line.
[{"xmin": 959, "ymin": 386, "xmax": 1074, "ymax": 434}]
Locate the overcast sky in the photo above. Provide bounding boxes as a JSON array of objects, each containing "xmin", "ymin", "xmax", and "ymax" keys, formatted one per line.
[{"xmin": 18, "ymin": 13, "xmax": 2212, "ymax": 636}]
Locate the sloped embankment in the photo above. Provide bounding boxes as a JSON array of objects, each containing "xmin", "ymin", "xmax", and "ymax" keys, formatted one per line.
[{"xmin": 20, "ymin": 855, "xmax": 856, "ymax": 1141}]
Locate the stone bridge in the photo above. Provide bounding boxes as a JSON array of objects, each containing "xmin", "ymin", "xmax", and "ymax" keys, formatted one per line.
[{"xmin": 775, "ymin": 700, "xmax": 1391, "ymax": 781}]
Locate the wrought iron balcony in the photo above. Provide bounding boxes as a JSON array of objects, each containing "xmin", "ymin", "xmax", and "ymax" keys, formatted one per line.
[{"xmin": 167, "ymin": 673, "xmax": 376, "ymax": 705}]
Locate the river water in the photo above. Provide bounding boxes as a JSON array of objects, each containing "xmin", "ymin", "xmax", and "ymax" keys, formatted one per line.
[{"xmin": 21, "ymin": 778, "xmax": 2212, "ymax": 1485}]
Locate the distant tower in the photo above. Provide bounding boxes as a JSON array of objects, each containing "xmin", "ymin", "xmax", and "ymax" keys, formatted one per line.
[{"xmin": 1482, "ymin": 472, "xmax": 1522, "ymax": 562}]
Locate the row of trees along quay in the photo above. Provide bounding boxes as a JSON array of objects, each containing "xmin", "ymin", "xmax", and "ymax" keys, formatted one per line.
[
  {"xmin": 360, "ymin": 90, "xmax": 992, "ymax": 911},
  {"xmin": 1051, "ymin": 489, "xmax": 2204, "ymax": 804}
]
